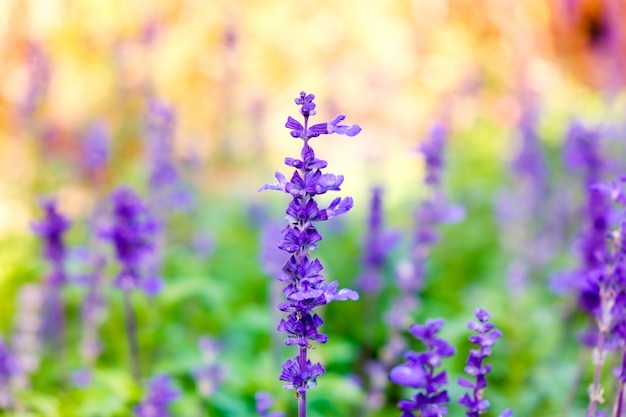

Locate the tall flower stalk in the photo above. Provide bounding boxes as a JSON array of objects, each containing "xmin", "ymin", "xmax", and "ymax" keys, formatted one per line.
[
  {"xmin": 100, "ymin": 188, "xmax": 159, "ymax": 382},
  {"xmin": 457, "ymin": 309, "xmax": 511, "ymax": 417},
  {"xmin": 585, "ymin": 176, "xmax": 626, "ymax": 417},
  {"xmin": 259, "ymin": 91, "xmax": 360, "ymax": 417},
  {"xmin": 31, "ymin": 199, "xmax": 70, "ymax": 381}
]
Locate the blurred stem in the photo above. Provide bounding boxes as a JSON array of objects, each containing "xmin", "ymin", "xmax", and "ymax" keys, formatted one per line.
[
  {"xmin": 123, "ymin": 290, "xmax": 141, "ymax": 383},
  {"xmin": 298, "ymin": 346, "xmax": 307, "ymax": 417},
  {"xmin": 588, "ymin": 286, "xmax": 610, "ymax": 417},
  {"xmin": 613, "ymin": 350, "xmax": 626, "ymax": 417}
]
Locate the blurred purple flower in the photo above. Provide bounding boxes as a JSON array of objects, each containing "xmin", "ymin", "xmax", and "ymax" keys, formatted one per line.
[
  {"xmin": 416, "ymin": 123, "xmax": 446, "ymax": 186},
  {"xmin": 389, "ymin": 124, "xmax": 464, "ymax": 327},
  {"xmin": 100, "ymin": 188, "xmax": 160, "ymax": 293},
  {"xmin": 18, "ymin": 41, "xmax": 50, "ymax": 120},
  {"xmin": 9, "ymin": 284, "xmax": 43, "ymax": 393},
  {"xmin": 560, "ymin": 120, "xmax": 609, "ymax": 316},
  {"xmin": 134, "ymin": 374, "xmax": 179, "ymax": 417},
  {"xmin": 31, "ymin": 199, "xmax": 70, "ymax": 285},
  {"xmin": 193, "ymin": 336, "xmax": 224, "ymax": 398},
  {"xmin": 144, "ymin": 98, "xmax": 194, "ymax": 213},
  {"xmin": 0, "ymin": 336, "xmax": 18, "ymax": 408},
  {"xmin": 255, "ymin": 392, "xmax": 285, "ymax": 417},
  {"xmin": 82, "ymin": 121, "xmax": 110, "ymax": 173},
  {"xmin": 357, "ymin": 187, "xmax": 399, "ymax": 293},
  {"xmin": 511, "ymin": 110, "xmax": 548, "ymax": 195},
  {"xmin": 390, "ymin": 318, "xmax": 455, "ymax": 417},
  {"xmin": 259, "ymin": 91, "xmax": 359, "ymax": 411}
]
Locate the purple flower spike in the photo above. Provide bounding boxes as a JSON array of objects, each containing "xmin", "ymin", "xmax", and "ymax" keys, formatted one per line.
[
  {"xmin": 457, "ymin": 308, "xmax": 509, "ymax": 417},
  {"xmin": 260, "ymin": 92, "xmax": 360, "ymax": 415},
  {"xmin": 417, "ymin": 123, "xmax": 446, "ymax": 186},
  {"xmin": 32, "ymin": 199, "xmax": 71, "ymax": 284},
  {"xmin": 100, "ymin": 188, "xmax": 160, "ymax": 293},
  {"xmin": 83, "ymin": 121, "xmax": 110, "ymax": 173},
  {"xmin": 0, "ymin": 336, "xmax": 18, "ymax": 405},
  {"xmin": 357, "ymin": 187, "xmax": 399, "ymax": 293},
  {"xmin": 390, "ymin": 318, "xmax": 455, "ymax": 417}
]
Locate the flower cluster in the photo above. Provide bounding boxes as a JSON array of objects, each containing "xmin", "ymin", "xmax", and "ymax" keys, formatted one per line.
[
  {"xmin": 100, "ymin": 188, "xmax": 160, "ymax": 294},
  {"xmin": 260, "ymin": 91, "xmax": 360, "ymax": 406},
  {"xmin": 457, "ymin": 309, "xmax": 510, "ymax": 417},
  {"xmin": 134, "ymin": 374, "xmax": 179, "ymax": 417},
  {"xmin": 389, "ymin": 318, "xmax": 456, "ymax": 417}
]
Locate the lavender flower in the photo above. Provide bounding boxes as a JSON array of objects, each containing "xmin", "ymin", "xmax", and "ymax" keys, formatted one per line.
[
  {"xmin": 82, "ymin": 120, "xmax": 110, "ymax": 175},
  {"xmin": 100, "ymin": 187, "xmax": 159, "ymax": 381},
  {"xmin": 259, "ymin": 91, "xmax": 360, "ymax": 416},
  {"xmin": 31, "ymin": 199, "xmax": 70, "ymax": 286},
  {"xmin": 144, "ymin": 98, "xmax": 194, "ymax": 213},
  {"xmin": 561, "ymin": 120, "xmax": 609, "ymax": 318},
  {"xmin": 134, "ymin": 374, "xmax": 179, "ymax": 417},
  {"xmin": 457, "ymin": 308, "xmax": 510, "ymax": 417},
  {"xmin": 18, "ymin": 41, "xmax": 50, "ymax": 121},
  {"xmin": 389, "ymin": 318, "xmax": 455, "ymax": 417},
  {"xmin": 31, "ymin": 199, "xmax": 70, "ymax": 377},
  {"xmin": 584, "ymin": 175, "xmax": 626, "ymax": 416},
  {"xmin": 357, "ymin": 187, "xmax": 398, "ymax": 294},
  {"xmin": 0, "ymin": 336, "xmax": 18, "ymax": 408},
  {"xmin": 193, "ymin": 336, "xmax": 224, "ymax": 398},
  {"xmin": 386, "ymin": 124, "xmax": 464, "ymax": 330},
  {"xmin": 101, "ymin": 188, "xmax": 160, "ymax": 293},
  {"xmin": 9, "ymin": 284, "xmax": 43, "ymax": 394},
  {"xmin": 255, "ymin": 392, "xmax": 285, "ymax": 417}
]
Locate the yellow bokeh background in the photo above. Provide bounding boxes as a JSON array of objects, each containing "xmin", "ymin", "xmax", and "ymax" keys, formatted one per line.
[{"xmin": 1, "ymin": 0, "xmax": 625, "ymax": 233}]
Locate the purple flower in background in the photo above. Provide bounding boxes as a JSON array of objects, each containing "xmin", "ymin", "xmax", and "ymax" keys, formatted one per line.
[
  {"xmin": 31, "ymin": 198, "xmax": 71, "ymax": 367},
  {"xmin": 9, "ymin": 284, "xmax": 43, "ymax": 394},
  {"xmin": 193, "ymin": 336, "xmax": 224, "ymax": 398},
  {"xmin": 561, "ymin": 120, "xmax": 609, "ymax": 317},
  {"xmin": 457, "ymin": 308, "xmax": 510, "ymax": 417},
  {"xmin": 144, "ymin": 98, "xmax": 194, "ymax": 213},
  {"xmin": 134, "ymin": 374, "xmax": 179, "ymax": 417},
  {"xmin": 101, "ymin": 188, "xmax": 160, "ymax": 293},
  {"xmin": 389, "ymin": 318, "xmax": 455, "ymax": 417},
  {"xmin": 417, "ymin": 124, "xmax": 446, "ymax": 186},
  {"xmin": 0, "ymin": 336, "xmax": 18, "ymax": 408},
  {"xmin": 387, "ymin": 124, "xmax": 464, "ymax": 330},
  {"xmin": 18, "ymin": 41, "xmax": 50, "ymax": 120},
  {"xmin": 31, "ymin": 199, "xmax": 70, "ymax": 285},
  {"xmin": 357, "ymin": 187, "xmax": 399, "ymax": 293},
  {"xmin": 255, "ymin": 392, "xmax": 285, "ymax": 417},
  {"xmin": 259, "ymin": 91, "xmax": 360, "ymax": 416},
  {"xmin": 82, "ymin": 121, "xmax": 110, "ymax": 174}
]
